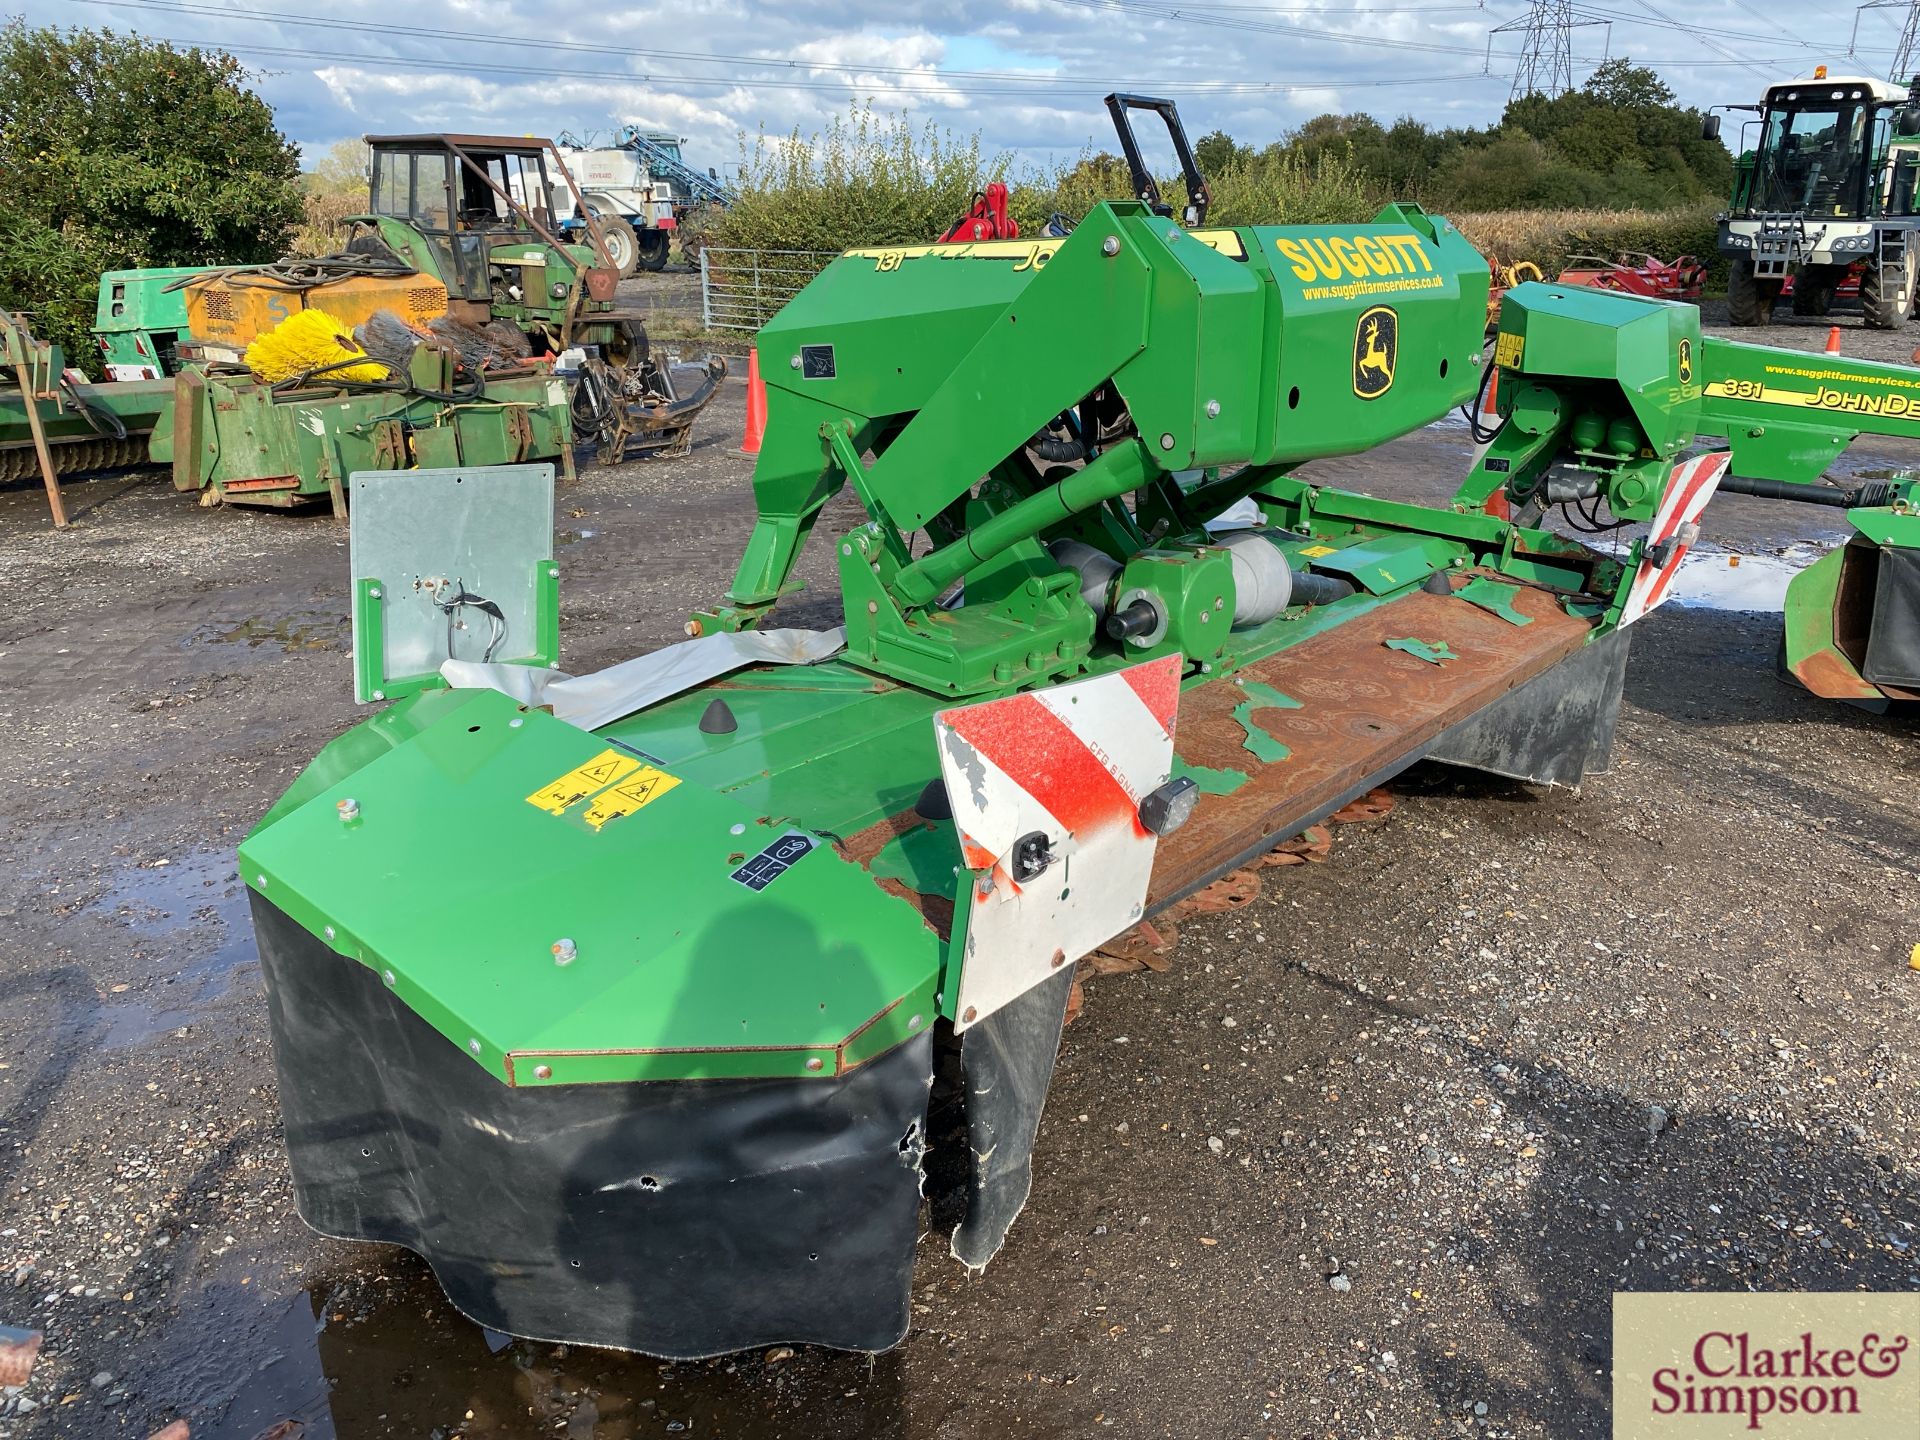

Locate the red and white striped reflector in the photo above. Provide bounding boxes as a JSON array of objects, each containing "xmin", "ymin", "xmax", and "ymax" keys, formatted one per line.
[
  {"xmin": 1620, "ymin": 450, "xmax": 1731, "ymax": 626},
  {"xmin": 935, "ymin": 655, "xmax": 1181, "ymax": 1029}
]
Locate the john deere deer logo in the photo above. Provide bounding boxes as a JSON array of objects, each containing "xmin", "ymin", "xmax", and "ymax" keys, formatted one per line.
[{"xmin": 1353, "ymin": 305, "xmax": 1397, "ymax": 400}]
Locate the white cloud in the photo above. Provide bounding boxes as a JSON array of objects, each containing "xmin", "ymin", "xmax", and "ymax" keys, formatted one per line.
[{"xmin": 17, "ymin": 0, "xmax": 1889, "ymax": 176}]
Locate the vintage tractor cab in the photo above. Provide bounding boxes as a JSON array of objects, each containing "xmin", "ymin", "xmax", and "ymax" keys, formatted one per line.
[
  {"xmin": 1710, "ymin": 67, "xmax": 1920, "ymax": 327},
  {"xmin": 357, "ymin": 134, "xmax": 619, "ymax": 350},
  {"xmin": 342, "ymin": 134, "xmax": 724, "ymax": 460}
]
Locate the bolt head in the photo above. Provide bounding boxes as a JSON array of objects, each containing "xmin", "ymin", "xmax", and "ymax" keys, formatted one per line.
[
  {"xmin": 336, "ymin": 797, "xmax": 360, "ymax": 822},
  {"xmin": 1205, "ymin": 400, "xmax": 1221, "ymax": 419},
  {"xmin": 369, "ymin": 587, "xmax": 382, "ymax": 599},
  {"xmin": 382, "ymin": 968, "xmax": 396, "ymax": 986},
  {"xmin": 1102, "ymin": 235, "xmax": 1121, "ymax": 257},
  {"xmin": 468, "ymin": 1038, "xmax": 482, "ymax": 1055},
  {"xmin": 552, "ymin": 937, "xmax": 578, "ymax": 966},
  {"xmin": 730, "ymin": 823, "xmax": 746, "ymax": 835},
  {"xmin": 256, "ymin": 873, "xmax": 268, "ymax": 888},
  {"xmin": 805, "ymin": 1057, "xmax": 824, "ymax": 1072},
  {"xmin": 1159, "ymin": 432, "xmax": 1175, "ymax": 451},
  {"xmin": 324, "ymin": 925, "xmax": 336, "ymax": 940},
  {"xmin": 790, "ymin": 354, "xmax": 802, "ymax": 369},
  {"xmin": 548, "ymin": 567, "xmax": 559, "ymax": 579},
  {"xmin": 371, "ymin": 690, "xmax": 386, "ymax": 701},
  {"xmin": 908, "ymin": 1013, "xmax": 923, "ymax": 1030},
  {"xmin": 509, "ymin": 717, "xmax": 523, "ymax": 728},
  {"xmin": 534, "ymin": 1064, "xmax": 553, "ymax": 1080},
  {"xmin": 963, "ymin": 1006, "xmax": 979, "ymax": 1023}
]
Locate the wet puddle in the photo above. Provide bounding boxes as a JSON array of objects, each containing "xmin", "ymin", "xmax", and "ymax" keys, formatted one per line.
[
  {"xmin": 146, "ymin": 1259, "xmax": 928, "ymax": 1440},
  {"xmin": 82, "ymin": 849, "xmax": 258, "ymax": 1049},
  {"xmin": 1666, "ymin": 544, "xmax": 1828, "ymax": 612},
  {"xmin": 187, "ymin": 612, "xmax": 346, "ymax": 655}
]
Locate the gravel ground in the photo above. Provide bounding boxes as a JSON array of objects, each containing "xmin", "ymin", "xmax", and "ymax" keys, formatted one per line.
[
  {"xmin": 0, "ymin": 293, "xmax": 1915, "ymax": 1440},
  {"xmin": 1695, "ymin": 293, "xmax": 1920, "ymax": 364}
]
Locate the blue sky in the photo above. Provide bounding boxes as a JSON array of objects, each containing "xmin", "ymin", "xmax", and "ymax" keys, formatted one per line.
[{"xmin": 11, "ymin": 0, "xmax": 1912, "ymax": 175}]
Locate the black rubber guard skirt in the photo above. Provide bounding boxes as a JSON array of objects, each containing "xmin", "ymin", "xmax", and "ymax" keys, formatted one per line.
[
  {"xmin": 252, "ymin": 894, "xmax": 935, "ymax": 1359},
  {"xmin": 1865, "ymin": 543, "xmax": 1920, "ymax": 690}
]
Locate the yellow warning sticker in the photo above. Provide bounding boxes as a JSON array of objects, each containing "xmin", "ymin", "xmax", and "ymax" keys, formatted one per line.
[
  {"xmin": 582, "ymin": 766, "xmax": 681, "ymax": 830},
  {"xmin": 1494, "ymin": 331, "xmax": 1525, "ymax": 369},
  {"xmin": 525, "ymin": 750, "xmax": 641, "ymax": 816},
  {"xmin": 1188, "ymin": 229, "xmax": 1248, "ymax": 260},
  {"xmin": 1298, "ymin": 544, "xmax": 1339, "ymax": 558}
]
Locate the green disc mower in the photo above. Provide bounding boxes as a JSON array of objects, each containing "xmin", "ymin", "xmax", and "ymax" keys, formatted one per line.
[{"xmin": 239, "ymin": 98, "xmax": 1918, "ymax": 1359}]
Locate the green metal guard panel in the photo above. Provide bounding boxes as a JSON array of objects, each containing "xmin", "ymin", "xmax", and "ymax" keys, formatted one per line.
[
  {"xmin": 348, "ymin": 464, "xmax": 561, "ymax": 703},
  {"xmin": 1498, "ymin": 281, "xmax": 1700, "ymax": 458},
  {"xmin": 239, "ymin": 688, "xmax": 942, "ymax": 1085}
]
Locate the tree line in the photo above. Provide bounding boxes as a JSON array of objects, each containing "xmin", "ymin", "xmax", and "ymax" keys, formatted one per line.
[{"xmin": 1190, "ymin": 60, "xmax": 1731, "ymax": 213}]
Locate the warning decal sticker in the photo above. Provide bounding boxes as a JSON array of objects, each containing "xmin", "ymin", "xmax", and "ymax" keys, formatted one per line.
[
  {"xmin": 525, "ymin": 749, "xmax": 682, "ymax": 830},
  {"xmin": 730, "ymin": 832, "xmax": 817, "ymax": 891},
  {"xmin": 582, "ymin": 767, "xmax": 681, "ymax": 830},
  {"xmin": 526, "ymin": 750, "xmax": 641, "ymax": 814}
]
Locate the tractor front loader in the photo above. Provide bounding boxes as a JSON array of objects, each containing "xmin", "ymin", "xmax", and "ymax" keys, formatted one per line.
[{"xmin": 233, "ymin": 98, "xmax": 1919, "ymax": 1362}]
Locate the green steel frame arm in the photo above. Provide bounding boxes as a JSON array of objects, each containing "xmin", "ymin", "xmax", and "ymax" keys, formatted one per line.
[
  {"xmin": 893, "ymin": 440, "xmax": 1155, "ymax": 607},
  {"xmin": 1698, "ymin": 336, "xmax": 1920, "ymax": 485}
]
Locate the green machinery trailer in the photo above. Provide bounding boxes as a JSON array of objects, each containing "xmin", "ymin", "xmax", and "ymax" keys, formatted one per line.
[
  {"xmin": 92, "ymin": 265, "xmax": 211, "ymax": 380},
  {"xmin": 154, "ymin": 344, "xmax": 578, "ymax": 516},
  {"xmin": 238, "ymin": 127, "xmax": 1920, "ymax": 1357},
  {"xmin": 2, "ymin": 311, "xmax": 171, "ymax": 525},
  {"xmin": 3, "ymin": 306, "xmax": 577, "ymax": 525}
]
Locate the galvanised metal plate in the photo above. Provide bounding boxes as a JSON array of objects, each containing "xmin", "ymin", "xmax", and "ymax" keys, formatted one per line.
[
  {"xmin": 239, "ymin": 687, "xmax": 941, "ymax": 1085},
  {"xmin": 349, "ymin": 464, "xmax": 554, "ymax": 703}
]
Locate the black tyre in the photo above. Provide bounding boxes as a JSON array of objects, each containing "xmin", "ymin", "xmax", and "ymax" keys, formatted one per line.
[
  {"xmin": 604, "ymin": 316, "xmax": 650, "ymax": 372},
  {"xmin": 636, "ymin": 230, "xmax": 672, "ymax": 272},
  {"xmin": 1790, "ymin": 264, "xmax": 1841, "ymax": 316},
  {"xmin": 582, "ymin": 197, "xmax": 639, "ymax": 277},
  {"xmin": 1861, "ymin": 246, "xmax": 1917, "ymax": 329},
  {"xmin": 1726, "ymin": 258, "xmax": 1780, "ymax": 325}
]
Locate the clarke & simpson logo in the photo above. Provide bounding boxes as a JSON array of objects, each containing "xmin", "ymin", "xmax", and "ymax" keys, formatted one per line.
[{"xmin": 1615, "ymin": 1294, "xmax": 1919, "ymax": 1439}]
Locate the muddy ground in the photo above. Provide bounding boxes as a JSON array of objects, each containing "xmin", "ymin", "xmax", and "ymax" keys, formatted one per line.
[{"xmin": 1, "ymin": 290, "xmax": 1916, "ymax": 1440}]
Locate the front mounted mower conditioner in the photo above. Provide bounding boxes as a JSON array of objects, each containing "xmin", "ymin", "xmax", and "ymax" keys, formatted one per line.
[{"xmin": 240, "ymin": 105, "xmax": 1920, "ymax": 1354}]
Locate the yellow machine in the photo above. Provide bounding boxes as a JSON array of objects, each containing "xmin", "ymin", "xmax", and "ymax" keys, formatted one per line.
[{"xmin": 183, "ymin": 268, "xmax": 449, "ymax": 362}]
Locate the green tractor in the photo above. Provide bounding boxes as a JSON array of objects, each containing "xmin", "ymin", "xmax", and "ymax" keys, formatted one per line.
[
  {"xmin": 303, "ymin": 133, "xmax": 723, "ymax": 462},
  {"xmin": 1710, "ymin": 67, "xmax": 1920, "ymax": 326}
]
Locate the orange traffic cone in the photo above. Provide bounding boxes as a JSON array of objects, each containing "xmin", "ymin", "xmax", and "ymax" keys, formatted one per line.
[
  {"xmin": 737, "ymin": 346, "xmax": 767, "ymax": 457},
  {"xmin": 1825, "ymin": 326, "xmax": 1842, "ymax": 354},
  {"xmin": 1476, "ymin": 369, "xmax": 1511, "ymax": 518}
]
